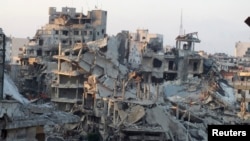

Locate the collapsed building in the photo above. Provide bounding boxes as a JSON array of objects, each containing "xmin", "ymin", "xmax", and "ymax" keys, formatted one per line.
[{"xmin": 6, "ymin": 6, "xmax": 250, "ymax": 141}]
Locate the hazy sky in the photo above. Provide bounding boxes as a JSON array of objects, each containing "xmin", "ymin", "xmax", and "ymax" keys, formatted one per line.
[{"xmin": 1, "ymin": 0, "xmax": 250, "ymax": 55}]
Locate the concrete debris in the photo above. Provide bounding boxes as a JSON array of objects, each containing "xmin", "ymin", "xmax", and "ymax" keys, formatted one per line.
[
  {"xmin": 2, "ymin": 6, "xmax": 249, "ymax": 141},
  {"xmin": 0, "ymin": 100, "xmax": 80, "ymax": 141},
  {"xmin": 126, "ymin": 105, "xmax": 145, "ymax": 124},
  {"xmin": 3, "ymin": 73, "xmax": 30, "ymax": 104}
]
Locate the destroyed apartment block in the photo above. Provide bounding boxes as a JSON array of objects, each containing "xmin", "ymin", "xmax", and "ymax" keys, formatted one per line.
[
  {"xmin": 140, "ymin": 32, "xmax": 203, "ymax": 84},
  {"xmin": 5, "ymin": 6, "xmax": 250, "ymax": 141},
  {"xmin": 17, "ymin": 7, "xmax": 107, "ymax": 98},
  {"xmin": 0, "ymin": 28, "xmax": 80, "ymax": 141},
  {"xmin": 175, "ymin": 32, "xmax": 203, "ymax": 81}
]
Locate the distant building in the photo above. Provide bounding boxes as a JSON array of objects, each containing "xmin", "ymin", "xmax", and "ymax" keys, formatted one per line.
[
  {"xmin": 198, "ymin": 50, "xmax": 209, "ymax": 58},
  {"xmin": 8, "ymin": 37, "xmax": 29, "ymax": 64},
  {"xmin": 235, "ymin": 41, "xmax": 250, "ymax": 58}
]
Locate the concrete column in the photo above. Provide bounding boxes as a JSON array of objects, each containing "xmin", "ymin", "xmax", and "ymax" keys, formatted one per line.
[
  {"xmin": 103, "ymin": 99, "xmax": 108, "ymax": 115},
  {"xmin": 148, "ymin": 73, "xmax": 151, "ymax": 100},
  {"xmin": 113, "ymin": 103, "xmax": 116, "ymax": 125},
  {"xmin": 154, "ymin": 83, "xmax": 159, "ymax": 102},
  {"xmin": 113, "ymin": 80, "xmax": 117, "ymax": 96},
  {"xmin": 56, "ymin": 42, "xmax": 62, "ymax": 98},
  {"xmin": 76, "ymin": 79, "xmax": 79, "ymax": 100},
  {"xmin": 143, "ymin": 83, "xmax": 146, "ymax": 96},
  {"xmin": 82, "ymin": 92, "xmax": 85, "ymax": 108},
  {"xmin": 107, "ymin": 100, "xmax": 111, "ymax": 116},
  {"xmin": 137, "ymin": 82, "xmax": 140, "ymax": 99},
  {"xmin": 176, "ymin": 104, "xmax": 179, "ymax": 119},
  {"xmin": 146, "ymin": 83, "xmax": 150, "ymax": 100},
  {"xmin": 122, "ymin": 80, "xmax": 125, "ymax": 100},
  {"xmin": 93, "ymin": 94, "xmax": 96, "ymax": 109}
]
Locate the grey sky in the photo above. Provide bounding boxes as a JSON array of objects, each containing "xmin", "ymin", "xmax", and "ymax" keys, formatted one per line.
[{"xmin": 1, "ymin": 0, "xmax": 250, "ymax": 55}]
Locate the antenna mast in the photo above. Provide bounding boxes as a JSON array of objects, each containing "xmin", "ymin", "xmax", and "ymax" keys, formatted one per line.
[{"xmin": 179, "ymin": 9, "xmax": 183, "ymax": 35}]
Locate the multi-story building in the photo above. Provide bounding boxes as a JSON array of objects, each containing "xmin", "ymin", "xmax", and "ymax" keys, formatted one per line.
[
  {"xmin": 20, "ymin": 7, "xmax": 107, "ymax": 63},
  {"xmin": 17, "ymin": 7, "xmax": 107, "ymax": 97},
  {"xmin": 9, "ymin": 37, "xmax": 29, "ymax": 65},
  {"xmin": 114, "ymin": 30, "xmax": 203, "ymax": 84},
  {"xmin": 0, "ymin": 28, "xmax": 80, "ymax": 141},
  {"xmin": 140, "ymin": 32, "xmax": 203, "ymax": 84}
]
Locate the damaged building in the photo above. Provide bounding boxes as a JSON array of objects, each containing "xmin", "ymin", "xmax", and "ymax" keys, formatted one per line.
[
  {"xmin": 110, "ymin": 30, "xmax": 203, "ymax": 84},
  {"xmin": 5, "ymin": 6, "xmax": 250, "ymax": 141},
  {"xmin": 0, "ymin": 100, "xmax": 80, "ymax": 141},
  {"xmin": 17, "ymin": 7, "xmax": 107, "ymax": 98},
  {"xmin": 140, "ymin": 32, "xmax": 203, "ymax": 84},
  {"xmin": 233, "ymin": 71, "xmax": 250, "ymax": 111},
  {"xmin": 1, "ymin": 28, "xmax": 80, "ymax": 141}
]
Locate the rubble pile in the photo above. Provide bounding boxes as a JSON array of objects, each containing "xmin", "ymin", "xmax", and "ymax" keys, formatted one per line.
[
  {"xmin": 0, "ymin": 100, "xmax": 80, "ymax": 141},
  {"xmin": 43, "ymin": 33, "xmax": 245, "ymax": 141}
]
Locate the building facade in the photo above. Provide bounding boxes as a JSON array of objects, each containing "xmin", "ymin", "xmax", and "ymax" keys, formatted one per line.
[{"xmin": 235, "ymin": 41, "xmax": 250, "ymax": 58}]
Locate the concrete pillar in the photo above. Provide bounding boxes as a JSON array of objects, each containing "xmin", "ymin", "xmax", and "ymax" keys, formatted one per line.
[
  {"xmin": 107, "ymin": 100, "xmax": 111, "ymax": 116},
  {"xmin": 122, "ymin": 80, "xmax": 125, "ymax": 100},
  {"xmin": 137, "ymin": 82, "xmax": 140, "ymax": 99},
  {"xmin": 148, "ymin": 73, "xmax": 151, "ymax": 100},
  {"xmin": 113, "ymin": 80, "xmax": 117, "ymax": 96},
  {"xmin": 76, "ymin": 79, "xmax": 79, "ymax": 100},
  {"xmin": 113, "ymin": 103, "xmax": 116, "ymax": 125},
  {"xmin": 82, "ymin": 92, "xmax": 85, "ymax": 108},
  {"xmin": 56, "ymin": 42, "xmax": 62, "ymax": 98},
  {"xmin": 155, "ymin": 83, "xmax": 159, "ymax": 102},
  {"xmin": 143, "ymin": 83, "xmax": 146, "ymax": 96},
  {"xmin": 93, "ymin": 94, "xmax": 96, "ymax": 109},
  {"xmin": 176, "ymin": 104, "xmax": 179, "ymax": 119},
  {"xmin": 147, "ymin": 83, "xmax": 151, "ymax": 100},
  {"xmin": 103, "ymin": 99, "xmax": 108, "ymax": 115}
]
